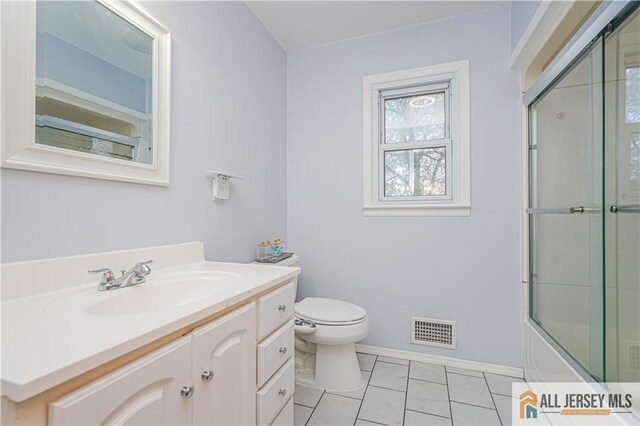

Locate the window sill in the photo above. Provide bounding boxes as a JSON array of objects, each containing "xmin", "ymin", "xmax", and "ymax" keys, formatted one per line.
[{"xmin": 363, "ymin": 204, "xmax": 471, "ymax": 217}]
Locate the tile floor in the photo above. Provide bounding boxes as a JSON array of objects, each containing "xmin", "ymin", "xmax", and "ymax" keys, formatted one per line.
[{"xmin": 293, "ymin": 353, "xmax": 528, "ymax": 426}]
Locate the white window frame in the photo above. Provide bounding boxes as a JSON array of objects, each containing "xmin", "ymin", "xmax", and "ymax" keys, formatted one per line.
[{"xmin": 363, "ymin": 60, "xmax": 470, "ymax": 216}]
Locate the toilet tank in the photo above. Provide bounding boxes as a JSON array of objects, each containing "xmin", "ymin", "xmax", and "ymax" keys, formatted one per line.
[
  {"xmin": 273, "ymin": 254, "xmax": 299, "ymax": 268},
  {"xmin": 250, "ymin": 254, "xmax": 299, "ymax": 267}
]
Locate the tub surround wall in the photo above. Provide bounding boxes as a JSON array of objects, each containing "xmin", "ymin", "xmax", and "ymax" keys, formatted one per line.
[
  {"xmin": 286, "ymin": 6, "xmax": 522, "ymax": 368},
  {"xmin": 1, "ymin": 1, "xmax": 287, "ymax": 263}
]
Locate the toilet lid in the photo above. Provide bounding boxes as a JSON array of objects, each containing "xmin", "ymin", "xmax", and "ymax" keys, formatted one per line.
[{"xmin": 295, "ymin": 297, "xmax": 366, "ymax": 324}]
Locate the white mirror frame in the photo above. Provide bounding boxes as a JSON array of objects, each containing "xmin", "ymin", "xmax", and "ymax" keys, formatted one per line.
[{"xmin": 0, "ymin": 0, "xmax": 171, "ymax": 186}]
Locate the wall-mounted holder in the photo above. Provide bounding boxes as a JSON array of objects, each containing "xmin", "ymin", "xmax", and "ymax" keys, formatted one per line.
[{"xmin": 206, "ymin": 171, "xmax": 244, "ymax": 201}]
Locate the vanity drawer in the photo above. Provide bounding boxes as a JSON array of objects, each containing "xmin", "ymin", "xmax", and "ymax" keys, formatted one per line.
[
  {"xmin": 257, "ymin": 281, "xmax": 294, "ymax": 339},
  {"xmin": 257, "ymin": 321, "xmax": 294, "ymax": 387},
  {"xmin": 271, "ymin": 397, "xmax": 293, "ymax": 426},
  {"xmin": 257, "ymin": 358, "xmax": 294, "ymax": 425}
]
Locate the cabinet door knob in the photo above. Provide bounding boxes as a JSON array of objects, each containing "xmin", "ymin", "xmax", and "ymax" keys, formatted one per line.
[
  {"xmin": 278, "ymin": 389, "xmax": 287, "ymax": 397},
  {"xmin": 279, "ymin": 347, "xmax": 287, "ymax": 355},
  {"xmin": 201, "ymin": 370, "xmax": 214, "ymax": 383},
  {"xmin": 180, "ymin": 385, "xmax": 194, "ymax": 399},
  {"xmin": 278, "ymin": 304, "xmax": 287, "ymax": 312}
]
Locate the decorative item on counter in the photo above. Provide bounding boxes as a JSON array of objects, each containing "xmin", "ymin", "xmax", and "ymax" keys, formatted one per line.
[
  {"xmin": 256, "ymin": 241, "xmax": 272, "ymax": 261},
  {"xmin": 271, "ymin": 239, "xmax": 283, "ymax": 257},
  {"xmin": 255, "ymin": 239, "xmax": 292, "ymax": 263}
]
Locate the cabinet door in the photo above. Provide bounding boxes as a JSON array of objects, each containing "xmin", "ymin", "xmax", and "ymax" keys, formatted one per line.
[
  {"xmin": 192, "ymin": 302, "xmax": 257, "ymax": 425},
  {"xmin": 49, "ymin": 337, "xmax": 192, "ymax": 425}
]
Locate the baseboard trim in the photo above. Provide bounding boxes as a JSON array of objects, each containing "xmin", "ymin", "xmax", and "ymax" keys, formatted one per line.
[{"xmin": 355, "ymin": 344, "xmax": 524, "ymax": 378}]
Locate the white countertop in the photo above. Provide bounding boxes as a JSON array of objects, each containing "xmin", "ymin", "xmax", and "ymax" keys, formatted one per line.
[{"xmin": 1, "ymin": 259, "xmax": 299, "ymax": 402}]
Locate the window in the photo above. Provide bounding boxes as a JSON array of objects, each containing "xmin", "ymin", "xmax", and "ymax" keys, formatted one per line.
[
  {"xmin": 363, "ymin": 61, "xmax": 470, "ymax": 216},
  {"xmin": 381, "ymin": 83, "xmax": 450, "ymax": 200}
]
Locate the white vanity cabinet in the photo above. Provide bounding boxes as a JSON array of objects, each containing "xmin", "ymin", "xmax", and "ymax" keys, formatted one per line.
[
  {"xmin": 192, "ymin": 303, "xmax": 256, "ymax": 425},
  {"xmin": 49, "ymin": 337, "xmax": 193, "ymax": 425},
  {"xmin": 45, "ymin": 282, "xmax": 296, "ymax": 426},
  {"xmin": 255, "ymin": 282, "xmax": 295, "ymax": 425},
  {"xmin": 1, "ymin": 243, "xmax": 302, "ymax": 426},
  {"xmin": 49, "ymin": 304, "xmax": 258, "ymax": 426}
]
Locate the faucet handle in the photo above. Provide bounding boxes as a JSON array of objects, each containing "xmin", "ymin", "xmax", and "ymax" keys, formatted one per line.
[
  {"xmin": 89, "ymin": 268, "xmax": 116, "ymax": 290},
  {"xmin": 135, "ymin": 260, "xmax": 153, "ymax": 275},
  {"xmin": 89, "ymin": 267, "xmax": 115, "ymax": 275}
]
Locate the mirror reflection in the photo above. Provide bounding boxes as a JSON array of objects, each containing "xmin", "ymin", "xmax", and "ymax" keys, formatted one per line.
[{"xmin": 36, "ymin": 1, "xmax": 153, "ymax": 164}]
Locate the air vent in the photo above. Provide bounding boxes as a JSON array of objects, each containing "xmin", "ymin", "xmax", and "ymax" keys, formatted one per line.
[
  {"xmin": 411, "ymin": 316, "xmax": 456, "ymax": 349},
  {"xmin": 622, "ymin": 341, "xmax": 640, "ymax": 377}
]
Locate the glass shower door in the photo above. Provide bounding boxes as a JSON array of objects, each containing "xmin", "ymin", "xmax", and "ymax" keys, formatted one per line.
[
  {"xmin": 529, "ymin": 3, "xmax": 640, "ymax": 382},
  {"xmin": 604, "ymin": 6, "xmax": 640, "ymax": 383},
  {"xmin": 528, "ymin": 34, "xmax": 606, "ymax": 380}
]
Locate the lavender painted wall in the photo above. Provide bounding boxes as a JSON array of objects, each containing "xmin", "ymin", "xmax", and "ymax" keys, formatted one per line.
[
  {"xmin": 287, "ymin": 6, "xmax": 522, "ymax": 367},
  {"xmin": 511, "ymin": 0, "xmax": 542, "ymax": 51},
  {"xmin": 1, "ymin": 1, "xmax": 287, "ymax": 263}
]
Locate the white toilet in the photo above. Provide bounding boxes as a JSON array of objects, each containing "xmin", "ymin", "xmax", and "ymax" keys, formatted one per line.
[
  {"xmin": 294, "ymin": 297, "xmax": 370, "ymax": 391},
  {"xmin": 254, "ymin": 254, "xmax": 370, "ymax": 392}
]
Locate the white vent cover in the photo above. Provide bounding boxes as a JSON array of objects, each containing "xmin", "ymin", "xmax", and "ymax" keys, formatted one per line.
[
  {"xmin": 622, "ymin": 341, "xmax": 640, "ymax": 377},
  {"xmin": 411, "ymin": 316, "xmax": 456, "ymax": 349}
]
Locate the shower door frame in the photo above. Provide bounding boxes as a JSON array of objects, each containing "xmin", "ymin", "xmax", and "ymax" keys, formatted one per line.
[{"xmin": 521, "ymin": 0, "xmax": 634, "ymax": 384}]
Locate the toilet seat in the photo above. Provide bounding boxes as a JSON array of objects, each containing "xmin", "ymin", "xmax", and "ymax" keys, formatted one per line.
[
  {"xmin": 295, "ymin": 314, "xmax": 367, "ymax": 327},
  {"xmin": 295, "ymin": 297, "xmax": 366, "ymax": 326},
  {"xmin": 295, "ymin": 313, "xmax": 370, "ymax": 345}
]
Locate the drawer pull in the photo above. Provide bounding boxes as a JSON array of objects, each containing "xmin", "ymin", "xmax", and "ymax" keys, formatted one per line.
[
  {"xmin": 201, "ymin": 370, "xmax": 214, "ymax": 383},
  {"xmin": 278, "ymin": 304, "xmax": 287, "ymax": 312},
  {"xmin": 278, "ymin": 389, "xmax": 287, "ymax": 397},
  {"xmin": 279, "ymin": 346, "xmax": 287, "ymax": 355},
  {"xmin": 180, "ymin": 385, "xmax": 194, "ymax": 399}
]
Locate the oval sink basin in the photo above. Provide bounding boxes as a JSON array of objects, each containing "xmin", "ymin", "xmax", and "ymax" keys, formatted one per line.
[
  {"xmin": 86, "ymin": 271, "xmax": 240, "ymax": 317},
  {"xmin": 43, "ymin": 270, "xmax": 241, "ymax": 317}
]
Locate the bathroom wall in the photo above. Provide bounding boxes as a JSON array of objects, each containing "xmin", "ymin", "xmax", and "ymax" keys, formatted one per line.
[
  {"xmin": 510, "ymin": 0, "xmax": 541, "ymax": 52},
  {"xmin": 1, "ymin": 1, "xmax": 287, "ymax": 263},
  {"xmin": 287, "ymin": 6, "xmax": 522, "ymax": 367}
]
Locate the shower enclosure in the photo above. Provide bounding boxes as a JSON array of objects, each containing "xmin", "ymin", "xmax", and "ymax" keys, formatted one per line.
[{"xmin": 528, "ymin": 3, "xmax": 639, "ymax": 382}]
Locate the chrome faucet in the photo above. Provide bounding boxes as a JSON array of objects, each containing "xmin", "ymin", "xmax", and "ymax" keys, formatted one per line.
[{"xmin": 89, "ymin": 260, "xmax": 153, "ymax": 291}]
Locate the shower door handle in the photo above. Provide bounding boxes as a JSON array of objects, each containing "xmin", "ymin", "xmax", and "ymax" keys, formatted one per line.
[
  {"xmin": 610, "ymin": 204, "xmax": 640, "ymax": 213},
  {"xmin": 526, "ymin": 206, "xmax": 599, "ymax": 214}
]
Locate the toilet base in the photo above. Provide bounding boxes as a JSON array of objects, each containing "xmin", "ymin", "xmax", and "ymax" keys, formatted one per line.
[{"xmin": 295, "ymin": 342, "xmax": 364, "ymax": 392}]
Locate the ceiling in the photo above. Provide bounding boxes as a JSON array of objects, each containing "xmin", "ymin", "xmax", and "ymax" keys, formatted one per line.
[{"xmin": 246, "ymin": 1, "xmax": 502, "ymax": 52}]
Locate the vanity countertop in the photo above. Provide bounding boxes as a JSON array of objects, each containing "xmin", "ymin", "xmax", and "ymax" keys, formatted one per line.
[{"xmin": 1, "ymin": 243, "xmax": 299, "ymax": 403}]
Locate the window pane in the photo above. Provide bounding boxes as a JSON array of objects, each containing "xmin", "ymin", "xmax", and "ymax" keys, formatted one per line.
[
  {"xmin": 384, "ymin": 150, "xmax": 411, "ymax": 196},
  {"xmin": 384, "ymin": 147, "xmax": 446, "ymax": 197},
  {"xmin": 384, "ymin": 92, "xmax": 445, "ymax": 143}
]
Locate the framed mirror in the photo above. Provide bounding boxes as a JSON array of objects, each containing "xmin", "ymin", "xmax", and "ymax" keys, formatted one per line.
[{"xmin": 1, "ymin": 0, "xmax": 171, "ymax": 185}]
